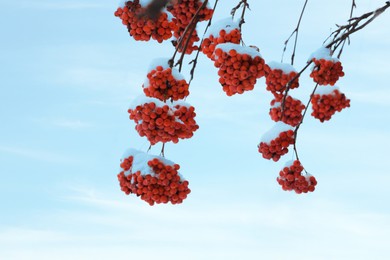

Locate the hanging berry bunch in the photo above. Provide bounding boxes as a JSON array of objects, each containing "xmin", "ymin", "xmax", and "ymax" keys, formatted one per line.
[
  {"xmin": 277, "ymin": 160, "xmax": 317, "ymax": 194},
  {"xmin": 311, "ymin": 85, "xmax": 351, "ymax": 122},
  {"xmin": 264, "ymin": 62, "xmax": 300, "ymax": 100},
  {"xmin": 118, "ymin": 149, "xmax": 191, "ymax": 205},
  {"xmin": 258, "ymin": 122, "xmax": 295, "ymax": 162},
  {"xmin": 143, "ymin": 59, "xmax": 190, "ymax": 101},
  {"xmin": 114, "ymin": 0, "xmax": 390, "ymax": 203},
  {"xmin": 310, "ymin": 47, "xmax": 345, "ymax": 86},
  {"xmin": 201, "ymin": 18, "xmax": 242, "ymax": 60},
  {"xmin": 128, "ymin": 96, "xmax": 198, "ymax": 145},
  {"xmin": 213, "ymin": 43, "xmax": 265, "ymax": 96},
  {"xmin": 167, "ymin": 0, "xmax": 214, "ymax": 54},
  {"xmin": 269, "ymin": 96, "xmax": 305, "ymax": 127},
  {"xmin": 114, "ymin": 0, "xmax": 176, "ymax": 43}
]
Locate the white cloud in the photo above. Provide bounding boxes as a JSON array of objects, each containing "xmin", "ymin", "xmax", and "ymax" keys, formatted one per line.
[
  {"xmin": 52, "ymin": 119, "xmax": 93, "ymax": 129},
  {"xmin": 347, "ymin": 89, "xmax": 390, "ymax": 106},
  {"xmin": 18, "ymin": 1, "xmax": 111, "ymax": 10},
  {"xmin": 32, "ymin": 117, "xmax": 93, "ymax": 130},
  {"xmin": 0, "ymin": 145, "xmax": 77, "ymax": 163}
]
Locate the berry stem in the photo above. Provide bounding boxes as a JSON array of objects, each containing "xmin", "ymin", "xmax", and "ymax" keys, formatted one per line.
[
  {"xmin": 176, "ymin": 21, "xmax": 199, "ymax": 72},
  {"xmin": 161, "ymin": 143, "xmax": 166, "ymax": 157},
  {"xmin": 169, "ymin": 0, "xmax": 209, "ymax": 70},
  {"xmin": 231, "ymin": 0, "xmax": 250, "ymax": 32},
  {"xmin": 292, "ymin": 83, "xmax": 319, "ymax": 174},
  {"xmin": 281, "ymin": 60, "xmax": 313, "ymax": 112},
  {"xmin": 188, "ymin": 0, "xmax": 220, "ymax": 85},
  {"xmin": 336, "ymin": 0, "xmax": 357, "ymax": 58},
  {"xmin": 281, "ymin": 0, "xmax": 309, "ymax": 65},
  {"xmin": 326, "ymin": 1, "xmax": 390, "ymax": 54},
  {"xmin": 281, "ymin": 1, "xmax": 389, "ymax": 113}
]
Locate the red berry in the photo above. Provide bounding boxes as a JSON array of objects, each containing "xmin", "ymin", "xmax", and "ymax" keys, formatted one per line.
[
  {"xmin": 269, "ymin": 96, "xmax": 305, "ymax": 127},
  {"xmin": 201, "ymin": 18, "xmax": 241, "ymax": 60},
  {"xmin": 117, "ymin": 149, "xmax": 191, "ymax": 205},
  {"xmin": 311, "ymin": 85, "xmax": 350, "ymax": 122},
  {"xmin": 276, "ymin": 160, "xmax": 317, "ymax": 194},
  {"xmin": 128, "ymin": 98, "xmax": 199, "ymax": 144},
  {"xmin": 214, "ymin": 43, "xmax": 265, "ymax": 96},
  {"xmin": 264, "ymin": 62, "xmax": 299, "ymax": 99},
  {"xmin": 115, "ymin": 0, "xmax": 176, "ymax": 43},
  {"xmin": 258, "ymin": 122, "xmax": 295, "ymax": 162},
  {"xmin": 143, "ymin": 60, "xmax": 190, "ymax": 101}
]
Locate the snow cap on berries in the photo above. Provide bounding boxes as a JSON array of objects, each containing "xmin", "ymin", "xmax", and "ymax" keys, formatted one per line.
[
  {"xmin": 215, "ymin": 42, "xmax": 263, "ymax": 59},
  {"xmin": 121, "ymin": 148, "xmax": 177, "ymax": 176},
  {"xmin": 205, "ymin": 17, "xmax": 240, "ymax": 38},
  {"xmin": 260, "ymin": 122, "xmax": 294, "ymax": 144},
  {"xmin": 266, "ymin": 61, "xmax": 297, "ymax": 74},
  {"xmin": 308, "ymin": 46, "xmax": 339, "ymax": 62}
]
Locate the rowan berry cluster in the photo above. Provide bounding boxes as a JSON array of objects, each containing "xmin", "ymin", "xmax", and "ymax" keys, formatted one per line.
[
  {"xmin": 269, "ymin": 96, "xmax": 305, "ymax": 127},
  {"xmin": 167, "ymin": 0, "xmax": 214, "ymax": 54},
  {"xmin": 277, "ymin": 160, "xmax": 317, "ymax": 193},
  {"xmin": 112, "ymin": 0, "xmax": 384, "ymax": 199},
  {"xmin": 128, "ymin": 98, "xmax": 199, "ymax": 145},
  {"xmin": 143, "ymin": 64, "xmax": 190, "ymax": 101},
  {"xmin": 309, "ymin": 47, "xmax": 345, "ymax": 86},
  {"xmin": 118, "ymin": 150, "xmax": 191, "ymax": 205},
  {"xmin": 114, "ymin": 0, "xmax": 175, "ymax": 43},
  {"xmin": 258, "ymin": 122, "xmax": 295, "ymax": 162},
  {"xmin": 311, "ymin": 86, "xmax": 351, "ymax": 122},
  {"xmin": 214, "ymin": 43, "xmax": 266, "ymax": 96},
  {"xmin": 264, "ymin": 62, "xmax": 299, "ymax": 99},
  {"xmin": 201, "ymin": 18, "xmax": 242, "ymax": 60},
  {"xmin": 310, "ymin": 58, "xmax": 345, "ymax": 86}
]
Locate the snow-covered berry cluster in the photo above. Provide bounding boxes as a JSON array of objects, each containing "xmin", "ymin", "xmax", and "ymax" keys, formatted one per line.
[
  {"xmin": 309, "ymin": 47, "xmax": 345, "ymax": 86},
  {"xmin": 269, "ymin": 96, "xmax": 305, "ymax": 127},
  {"xmin": 214, "ymin": 43, "xmax": 266, "ymax": 96},
  {"xmin": 201, "ymin": 18, "xmax": 242, "ymax": 60},
  {"xmin": 143, "ymin": 61, "xmax": 190, "ymax": 101},
  {"xmin": 277, "ymin": 160, "xmax": 317, "ymax": 194},
  {"xmin": 118, "ymin": 149, "xmax": 191, "ymax": 205},
  {"xmin": 311, "ymin": 85, "xmax": 350, "ymax": 122},
  {"xmin": 113, "ymin": 0, "xmax": 365, "ymax": 199},
  {"xmin": 258, "ymin": 122, "xmax": 295, "ymax": 162},
  {"xmin": 264, "ymin": 62, "xmax": 300, "ymax": 99},
  {"xmin": 128, "ymin": 98, "xmax": 198, "ymax": 145},
  {"xmin": 114, "ymin": 0, "xmax": 175, "ymax": 43}
]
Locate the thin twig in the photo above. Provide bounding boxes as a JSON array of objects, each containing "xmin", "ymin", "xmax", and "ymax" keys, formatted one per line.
[
  {"xmin": 281, "ymin": 1, "xmax": 390, "ymax": 113},
  {"xmin": 160, "ymin": 143, "xmax": 165, "ymax": 157},
  {"xmin": 281, "ymin": 60, "xmax": 313, "ymax": 112},
  {"xmin": 337, "ymin": 0, "xmax": 357, "ymax": 58},
  {"xmin": 169, "ymin": 0, "xmax": 209, "ymax": 71},
  {"xmin": 327, "ymin": 2, "xmax": 390, "ymax": 53},
  {"xmin": 176, "ymin": 21, "xmax": 199, "ymax": 72},
  {"xmin": 188, "ymin": 0, "xmax": 220, "ymax": 85},
  {"xmin": 231, "ymin": 0, "xmax": 250, "ymax": 30},
  {"xmin": 292, "ymin": 83, "xmax": 318, "ymax": 173},
  {"xmin": 281, "ymin": 0, "xmax": 309, "ymax": 65}
]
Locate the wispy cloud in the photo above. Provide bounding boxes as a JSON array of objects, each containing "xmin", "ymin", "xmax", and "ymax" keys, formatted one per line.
[
  {"xmin": 52, "ymin": 119, "xmax": 93, "ymax": 129},
  {"xmin": 347, "ymin": 89, "xmax": 390, "ymax": 106},
  {"xmin": 18, "ymin": 1, "xmax": 111, "ymax": 10},
  {"xmin": 0, "ymin": 145, "xmax": 77, "ymax": 163},
  {"xmin": 32, "ymin": 117, "xmax": 93, "ymax": 130},
  {"xmin": 1, "ymin": 184, "xmax": 389, "ymax": 260},
  {"xmin": 57, "ymin": 67, "xmax": 142, "ymax": 94}
]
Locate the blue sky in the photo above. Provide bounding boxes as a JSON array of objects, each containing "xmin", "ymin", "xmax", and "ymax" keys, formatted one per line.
[{"xmin": 0, "ymin": 0, "xmax": 390, "ymax": 259}]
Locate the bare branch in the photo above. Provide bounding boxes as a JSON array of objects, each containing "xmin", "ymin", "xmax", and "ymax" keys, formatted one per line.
[{"xmin": 282, "ymin": 0, "xmax": 309, "ymax": 65}]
